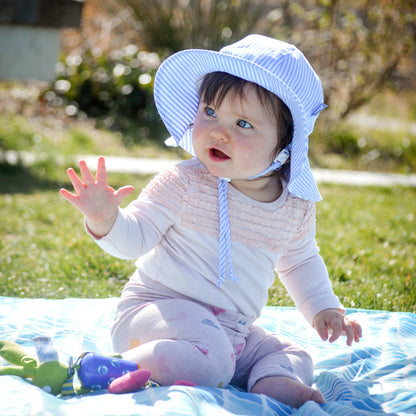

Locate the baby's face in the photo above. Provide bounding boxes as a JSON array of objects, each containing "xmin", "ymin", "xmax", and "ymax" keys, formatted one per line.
[{"xmin": 192, "ymin": 84, "xmax": 279, "ymax": 181}]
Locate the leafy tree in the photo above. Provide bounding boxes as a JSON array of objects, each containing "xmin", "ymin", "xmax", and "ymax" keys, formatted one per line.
[
  {"xmin": 119, "ymin": 0, "xmax": 275, "ymax": 53},
  {"xmin": 273, "ymin": 0, "xmax": 416, "ymax": 119},
  {"xmin": 120, "ymin": 0, "xmax": 415, "ymax": 121},
  {"xmin": 63, "ymin": 0, "xmax": 415, "ymax": 126}
]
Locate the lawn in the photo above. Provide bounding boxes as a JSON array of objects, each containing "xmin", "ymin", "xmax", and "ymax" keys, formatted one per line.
[
  {"xmin": 0, "ymin": 83, "xmax": 415, "ymax": 312},
  {"xmin": 269, "ymin": 184, "xmax": 416, "ymax": 312},
  {"xmin": 1, "ymin": 164, "xmax": 415, "ymax": 313}
]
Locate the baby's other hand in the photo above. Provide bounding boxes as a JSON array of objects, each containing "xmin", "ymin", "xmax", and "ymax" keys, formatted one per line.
[{"xmin": 313, "ymin": 308, "xmax": 362, "ymax": 346}]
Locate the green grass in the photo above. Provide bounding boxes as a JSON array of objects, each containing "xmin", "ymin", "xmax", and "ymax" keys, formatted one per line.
[
  {"xmin": 268, "ymin": 184, "xmax": 416, "ymax": 313},
  {"xmin": 1, "ymin": 167, "xmax": 415, "ymax": 312},
  {"xmin": 0, "ymin": 170, "xmax": 150, "ymax": 298},
  {"xmin": 317, "ymin": 185, "xmax": 415, "ymax": 312},
  {"xmin": 0, "ymin": 82, "xmax": 415, "ymax": 312}
]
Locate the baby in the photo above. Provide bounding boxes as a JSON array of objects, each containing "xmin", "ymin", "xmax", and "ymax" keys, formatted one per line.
[{"xmin": 61, "ymin": 35, "xmax": 362, "ymax": 408}]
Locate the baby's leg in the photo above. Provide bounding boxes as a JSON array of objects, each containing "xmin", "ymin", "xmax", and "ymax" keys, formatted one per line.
[
  {"xmin": 233, "ymin": 325, "xmax": 324, "ymax": 408},
  {"xmin": 112, "ymin": 299, "xmax": 235, "ymax": 387}
]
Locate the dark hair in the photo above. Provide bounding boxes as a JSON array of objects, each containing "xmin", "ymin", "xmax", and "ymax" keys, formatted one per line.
[{"xmin": 198, "ymin": 72, "xmax": 293, "ymax": 177}]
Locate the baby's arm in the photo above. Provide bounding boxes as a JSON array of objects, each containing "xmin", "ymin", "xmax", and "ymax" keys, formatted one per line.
[
  {"xmin": 278, "ymin": 253, "xmax": 362, "ymax": 345},
  {"xmin": 60, "ymin": 157, "xmax": 134, "ymax": 237},
  {"xmin": 277, "ymin": 230, "xmax": 362, "ymax": 345},
  {"xmin": 312, "ymin": 308, "xmax": 362, "ymax": 346}
]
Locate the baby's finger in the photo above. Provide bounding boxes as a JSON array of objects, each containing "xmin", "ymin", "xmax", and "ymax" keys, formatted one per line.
[
  {"xmin": 79, "ymin": 160, "xmax": 95, "ymax": 186},
  {"xmin": 313, "ymin": 319, "xmax": 329, "ymax": 341},
  {"xmin": 343, "ymin": 323, "xmax": 355, "ymax": 346},
  {"xmin": 96, "ymin": 157, "xmax": 108, "ymax": 185},
  {"xmin": 351, "ymin": 320, "xmax": 363, "ymax": 342},
  {"xmin": 66, "ymin": 167, "xmax": 85, "ymax": 194},
  {"xmin": 328, "ymin": 319, "xmax": 343, "ymax": 343}
]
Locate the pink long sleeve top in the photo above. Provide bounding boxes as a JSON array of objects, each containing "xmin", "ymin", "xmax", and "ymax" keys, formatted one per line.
[{"xmin": 92, "ymin": 158, "xmax": 341, "ymax": 324}]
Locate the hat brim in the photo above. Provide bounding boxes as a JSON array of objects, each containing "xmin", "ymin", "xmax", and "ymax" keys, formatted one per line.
[{"xmin": 154, "ymin": 48, "xmax": 322, "ymax": 202}]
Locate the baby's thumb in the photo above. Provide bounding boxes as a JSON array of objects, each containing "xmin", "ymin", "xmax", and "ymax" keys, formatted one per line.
[{"xmin": 115, "ymin": 185, "xmax": 135, "ymax": 204}]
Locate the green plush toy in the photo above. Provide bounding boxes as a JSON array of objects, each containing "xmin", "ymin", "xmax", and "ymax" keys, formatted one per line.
[
  {"xmin": 0, "ymin": 338, "xmax": 70, "ymax": 395},
  {"xmin": 0, "ymin": 337, "xmax": 154, "ymax": 396}
]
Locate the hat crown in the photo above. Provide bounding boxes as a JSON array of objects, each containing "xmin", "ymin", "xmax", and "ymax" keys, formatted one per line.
[
  {"xmin": 219, "ymin": 35, "xmax": 323, "ymax": 133},
  {"xmin": 220, "ymin": 35, "xmax": 297, "ymax": 65}
]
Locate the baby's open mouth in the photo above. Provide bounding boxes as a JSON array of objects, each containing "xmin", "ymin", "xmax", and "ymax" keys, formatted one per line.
[{"xmin": 209, "ymin": 148, "xmax": 230, "ymax": 161}]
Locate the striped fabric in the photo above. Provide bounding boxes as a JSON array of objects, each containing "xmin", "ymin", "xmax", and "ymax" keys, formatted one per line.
[
  {"xmin": 217, "ymin": 177, "xmax": 236, "ymax": 287},
  {"xmin": 1, "ymin": 297, "xmax": 416, "ymax": 415}
]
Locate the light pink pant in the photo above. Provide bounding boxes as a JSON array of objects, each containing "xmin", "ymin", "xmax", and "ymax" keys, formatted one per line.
[{"xmin": 111, "ymin": 296, "xmax": 313, "ymax": 390}]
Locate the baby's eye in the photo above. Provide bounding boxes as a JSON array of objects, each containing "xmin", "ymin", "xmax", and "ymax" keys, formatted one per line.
[
  {"xmin": 237, "ymin": 119, "xmax": 252, "ymax": 129},
  {"xmin": 206, "ymin": 107, "xmax": 216, "ymax": 117}
]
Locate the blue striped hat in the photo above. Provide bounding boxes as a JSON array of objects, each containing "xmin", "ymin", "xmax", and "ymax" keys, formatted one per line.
[{"xmin": 154, "ymin": 34, "xmax": 327, "ymax": 202}]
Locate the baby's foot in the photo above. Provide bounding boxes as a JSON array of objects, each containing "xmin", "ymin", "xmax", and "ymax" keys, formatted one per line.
[{"xmin": 250, "ymin": 376, "xmax": 325, "ymax": 408}]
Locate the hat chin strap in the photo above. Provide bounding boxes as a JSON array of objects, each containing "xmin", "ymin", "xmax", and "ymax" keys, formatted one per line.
[
  {"xmin": 245, "ymin": 144, "xmax": 291, "ymax": 181},
  {"xmin": 216, "ymin": 144, "xmax": 291, "ymax": 287}
]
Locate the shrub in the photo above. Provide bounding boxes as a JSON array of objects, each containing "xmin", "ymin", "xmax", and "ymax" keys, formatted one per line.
[
  {"xmin": 325, "ymin": 129, "xmax": 361, "ymax": 157},
  {"xmin": 44, "ymin": 46, "xmax": 161, "ymax": 131},
  {"xmin": 0, "ymin": 113, "xmax": 37, "ymax": 152}
]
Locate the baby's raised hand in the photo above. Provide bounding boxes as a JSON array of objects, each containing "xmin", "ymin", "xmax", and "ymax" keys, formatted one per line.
[
  {"xmin": 313, "ymin": 308, "xmax": 362, "ymax": 346},
  {"xmin": 60, "ymin": 157, "xmax": 134, "ymax": 237}
]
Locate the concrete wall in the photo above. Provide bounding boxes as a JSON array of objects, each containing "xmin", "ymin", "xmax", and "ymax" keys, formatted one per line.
[
  {"xmin": 0, "ymin": 24, "xmax": 60, "ymax": 81},
  {"xmin": 0, "ymin": 0, "xmax": 83, "ymax": 81}
]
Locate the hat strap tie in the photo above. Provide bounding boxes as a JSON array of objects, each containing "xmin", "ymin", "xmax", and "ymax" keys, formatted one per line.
[
  {"xmin": 217, "ymin": 177, "xmax": 238, "ymax": 288},
  {"xmin": 216, "ymin": 143, "xmax": 291, "ymax": 288}
]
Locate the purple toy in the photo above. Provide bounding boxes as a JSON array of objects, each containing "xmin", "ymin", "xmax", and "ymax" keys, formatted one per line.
[{"xmin": 76, "ymin": 352, "xmax": 140, "ymax": 390}]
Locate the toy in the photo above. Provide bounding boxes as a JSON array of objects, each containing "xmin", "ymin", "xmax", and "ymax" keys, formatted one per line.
[{"xmin": 0, "ymin": 337, "xmax": 153, "ymax": 396}]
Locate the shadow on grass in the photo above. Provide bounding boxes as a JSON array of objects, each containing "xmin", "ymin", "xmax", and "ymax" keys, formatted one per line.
[{"xmin": 0, "ymin": 162, "xmax": 63, "ymax": 194}]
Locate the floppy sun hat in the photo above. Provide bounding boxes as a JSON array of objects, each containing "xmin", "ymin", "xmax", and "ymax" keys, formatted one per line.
[
  {"xmin": 154, "ymin": 34, "xmax": 327, "ymax": 201},
  {"xmin": 153, "ymin": 34, "xmax": 327, "ymax": 286}
]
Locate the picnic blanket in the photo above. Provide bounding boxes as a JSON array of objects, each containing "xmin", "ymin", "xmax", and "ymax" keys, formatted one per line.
[{"xmin": 0, "ymin": 296, "xmax": 415, "ymax": 415}]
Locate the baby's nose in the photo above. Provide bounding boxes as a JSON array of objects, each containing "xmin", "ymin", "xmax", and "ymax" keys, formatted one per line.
[{"xmin": 210, "ymin": 125, "xmax": 230, "ymax": 142}]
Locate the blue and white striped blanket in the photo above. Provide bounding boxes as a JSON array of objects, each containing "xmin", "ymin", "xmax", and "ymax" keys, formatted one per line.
[{"xmin": 0, "ymin": 296, "xmax": 415, "ymax": 415}]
